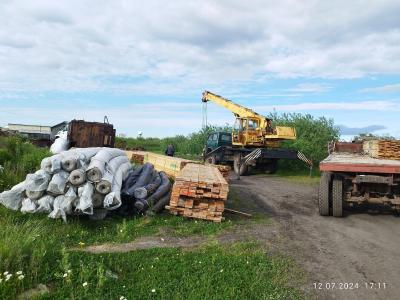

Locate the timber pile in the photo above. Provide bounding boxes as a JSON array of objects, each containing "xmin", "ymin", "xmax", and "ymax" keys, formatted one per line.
[
  {"xmin": 363, "ymin": 140, "xmax": 400, "ymax": 160},
  {"xmin": 125, "ymin": 151, "xmax": 193, "ymax": 178},
  {"xmin": 215, "ymin": 165, "xmax": 231, "ymax": 180},
  {"xmin": 126, "ymin": 150, "xmax": 147, "ymax": 164},
  {"xmin": 167, "ymin": 163, "xmax": 229, "ymax": 222}
]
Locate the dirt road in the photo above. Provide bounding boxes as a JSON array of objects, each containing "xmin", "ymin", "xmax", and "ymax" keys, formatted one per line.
[{"xmin": 228, "ymin": 175, "xmax": 400, "ymax": 300}]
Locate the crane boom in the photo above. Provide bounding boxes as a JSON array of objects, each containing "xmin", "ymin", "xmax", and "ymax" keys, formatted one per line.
[
  {"xmin": 202, "ymin": 91, "xmax": 269, "ymax": 121},
  {"xmin": 201, "ymin": 90, "xmax": 296, "ymax": 147}
]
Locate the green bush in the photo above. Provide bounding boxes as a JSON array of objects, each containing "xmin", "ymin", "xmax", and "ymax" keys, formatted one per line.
[
  {"xmin": 117, "ymin": 125, "xmax": 230, "ymax": 157},
  {"xmin": 0, "ymin": 137, "xmax": 50, "ymax": 192},
  {"xmin": 268, "ymin": 113, "xmax": 339, "ymax": 174}
]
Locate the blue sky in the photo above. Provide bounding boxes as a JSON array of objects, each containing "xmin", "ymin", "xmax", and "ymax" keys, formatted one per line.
[{"xmin": 1, "ymin": 0, "xmax": 400, "ymax": 138}]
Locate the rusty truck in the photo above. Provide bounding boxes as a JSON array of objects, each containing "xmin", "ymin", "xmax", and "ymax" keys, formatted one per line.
[{"xmin": 319, "ymin": 141, "xmax": 400, "ymax": 217}]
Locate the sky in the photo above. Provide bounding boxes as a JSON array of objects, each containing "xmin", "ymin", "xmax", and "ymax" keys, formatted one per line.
[{"xmin": 0, "ymin": 0, "xmax": 400, "ymax": 138}]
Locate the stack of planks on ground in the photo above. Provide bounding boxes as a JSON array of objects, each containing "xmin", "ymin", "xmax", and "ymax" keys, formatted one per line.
[
  {"xmin": 125, "ymin": 151, "xmax": 194, "ymax": 178},
  {"xmin": 214, "ymin": 165, "xmax": 231, "ymax": 181},
  {"xmin": 125, "ymin": 150, "xmax": 147, "ymax": 165},
  {"xmin": 167, "ymin": 163, "xmax": 229, "ymax": 222},
  {"xmin": 363, "ymin": 140, "xmax": 400, "ymax": 160}
]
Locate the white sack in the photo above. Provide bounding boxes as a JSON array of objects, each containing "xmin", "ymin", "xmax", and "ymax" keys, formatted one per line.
[
  {"xmin": 47, "ymin": 171, "xmax": 69, "ymax": 195},
  {"xmin": 48, "ymin": 188, "xmax": 76, "ymax": 222},
  {"xmin": 0, "ymin": 181, "xmax": 26, "ymax": 211},
  {"xmin": 36, "ymin": 195, "xmax": 55, "ymax": 213},
  {"xmin": 76, "ymin": 182, "xmax": 94, "ymax": 215},
  {"xmin": 21, "ymin": 198, "xmax": 37, "ymax": 213},
  {"xmin": 40, "ymin": 157, "xmax": 52, "ymax": 173},
  {"xmin": 25, "ymin": 170, "xmax": 51, "ymax": 192},
  {"xmin": 50, "ymin": 137, "xmax": 69, "ymax": 154}
]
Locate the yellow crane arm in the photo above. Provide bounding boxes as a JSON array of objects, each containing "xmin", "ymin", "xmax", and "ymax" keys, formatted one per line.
[
  {"xmin": 201, "ymin": 90, "xmax": 296, "ymax": 142},
  {"xmin": 202, "ymin": 91, "xmax": 269, "ymax": 121}
]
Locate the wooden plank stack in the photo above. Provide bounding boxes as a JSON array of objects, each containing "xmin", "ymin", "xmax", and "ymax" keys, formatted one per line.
[
  {"xmin": 125, "ymin": 151, "xmax": 194, "ymax": 178},
  {"xmin": 214, "ymin": 165, "xmax": 231, "ymax": 181},
  {"xmin": 167, "ymin": 163, "xmax": 229, "ymax": 222},
  {"xmin": 125, "ymin": 150, "xmax": 147, "ymax": 164},
  {"xmin": 363, "ymin": 140, "xmax": 400, "ymax": 160}
]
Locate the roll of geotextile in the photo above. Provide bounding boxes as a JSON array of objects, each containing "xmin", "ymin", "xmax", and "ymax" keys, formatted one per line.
[
  {"xmin": 46, "ymin": 171, "xmax": 69, "ymax": 195},
  {"xmin": 36, "ymin": 195, "xmax": 55, "ymax": 213},
  {"xmin": 145, "ymin": 191, "xmax": 171, "ymax": 216},
  {"xmin": 103, "ymin": 162, "xmax": 132, "ymax": 210},
  {"xmin": 61, "ymin": 148, "xmax": 102, "ymax": 172},
  {"xmin": 133, "ymin": 171, "xmax": 161, "ymax": 199},
  {"xmin": 92, "ymin": 192, "xmax": 105, "ymax": 208},
  {"xmin": 121, "ymin": 165, "xmax": 143, "ymax": 190},
  {"xmin": 96, "ymin": 156, "xmax": 130, "ymax": 195},
  {"xmin": 69, "ymin": 169, "xmax": 86, "ymax": 186},
  {"xmin": 25, "ymin": 170, "xmax": 51, "ymax": 192},
  {"xmin": 76, "ymin": 182, "xmax": 94, "ymax": 215},
  {"xmin": 0, "ymin": 181, "xmax": 26, "ymax": 211},
  {"xmin": 122, "ymin": 163, "xmax": 154, "ymax": 200},
  {"xmin": 86, "ymin": 148, "xmax": 127, "ymax": 182},
  {"xmin": 134, "ymin": 172, "xmax": 171, "ymax": 212},
  {"xmin": 26, "ymin": 190, "xmax": 44, "ymax": 200}
]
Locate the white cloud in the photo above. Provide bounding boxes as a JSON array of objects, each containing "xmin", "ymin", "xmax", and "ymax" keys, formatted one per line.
[
  {"xmin": 289, "ymin": 83, "xmax": 331, "ymax": 93},
  {"xmin": 254, "ymin": 100, "xmax": 400, "ymax": 113},
  {"xmin": 0, "ymin": 0, "xmax": 399, "ymax": 95},
  {"xmin": 360, "ymin": 83, "xmax": 400, "ymax": 93}
]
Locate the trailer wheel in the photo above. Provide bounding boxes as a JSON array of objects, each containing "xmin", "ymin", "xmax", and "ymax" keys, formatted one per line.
[
  {"xmin": 332, "ymin": 176, "xmax": 343, "ymax": 217},
  {"xmin": 233, "ymin": 153, "xmax": 248, "ymax": 176},
  {"xmin": 318, "ymin": 172, "xmax": 331, "ymax": 216}
]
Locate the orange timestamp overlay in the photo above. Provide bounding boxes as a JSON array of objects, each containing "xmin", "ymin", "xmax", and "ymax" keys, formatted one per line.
[{"xmin": 313, "ymin": 282, "xmax": 388, "ymax": 290}]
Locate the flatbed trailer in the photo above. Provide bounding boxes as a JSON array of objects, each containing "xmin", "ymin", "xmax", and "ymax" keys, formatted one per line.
[
  {"xmin": 205, "ymin": 145, "xmax": 311, "ymax": 175},
  {"xmin": 319, "ymin": 147, "xmax": 400, "ymax": 217}
]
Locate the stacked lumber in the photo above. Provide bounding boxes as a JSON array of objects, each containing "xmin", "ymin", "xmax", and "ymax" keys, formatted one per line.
[
  {"xmin": 363, "ymin": 140, "xmax": 400, "ymax": 160},
  {"xmin": 167, "ymin": 163, "xmax": 229, "ymax": 222},
  {"xmin": 214, "ymin": 165, "xmax": 231, "ymax": 180},
  {"xmin": 125, "ymin": 150, "xmax": 147, "ymax": 164},
  {"xmin": 125, "ymin": 151, "xmax": 231, "ymax": 180},
  {"xmin": 125, "ymin": 151, "xmax": 193, "ymax": 178}
]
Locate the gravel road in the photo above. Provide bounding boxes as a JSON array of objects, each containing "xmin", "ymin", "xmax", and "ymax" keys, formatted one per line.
[{"xmin": 229, "ymin": 175, "xmax": 400, "ymax": 300}]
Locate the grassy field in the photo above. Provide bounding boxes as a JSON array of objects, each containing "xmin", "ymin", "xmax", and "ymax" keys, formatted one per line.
[{"xmin": 0, "ymin": 207, "xmax": 304, "ymax": 299}]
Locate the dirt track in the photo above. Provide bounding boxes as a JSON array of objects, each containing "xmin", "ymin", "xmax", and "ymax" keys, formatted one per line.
[{"xmin": 229, "ymin": 175, "xmax": 400, "ymax": 300}]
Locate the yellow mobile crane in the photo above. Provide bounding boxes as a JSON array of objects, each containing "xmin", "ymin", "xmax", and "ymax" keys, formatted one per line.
[
  {"xmin": 202, "ymin": 91, "xmax": 312, "ymax": 175},
  {"xmin": 202, "ymin": 91, "xmax": 296, "ymax": 147}
]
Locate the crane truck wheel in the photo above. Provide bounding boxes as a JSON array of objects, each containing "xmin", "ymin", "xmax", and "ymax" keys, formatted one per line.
[
  {"xmin": 332, "ymin": 176, "xmax": 343, "ymax": 217},
  {"xmin": 233, "ymin": 153, "xmax": 248, "ymax": 176},
  {"xmin": 264, "ymin": 160, "xmax": 278, "ymax": 174},
  {"xmin": 205, "ymin": 154, "xmax": 217, "ymax": 165},
  {"xmin": 318, "ymin": 172, "xmax": 331, "ymax": 216}
]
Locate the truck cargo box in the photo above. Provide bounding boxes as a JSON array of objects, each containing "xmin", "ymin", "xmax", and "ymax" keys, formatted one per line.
[{"xmin": 68, "ymin": 119, "xmax": 115, "ymax": 148}]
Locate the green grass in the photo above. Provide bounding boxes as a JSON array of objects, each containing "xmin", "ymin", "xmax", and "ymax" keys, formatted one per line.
[{"xmin": 0, "ymin": 207, "xmax": 304, "ymax": 299}]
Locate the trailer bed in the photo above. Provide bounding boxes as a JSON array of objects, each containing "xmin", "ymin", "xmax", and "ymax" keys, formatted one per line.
[{"xmin": 320, "ymin": 153, "xmax": 400, "ymax": 174}]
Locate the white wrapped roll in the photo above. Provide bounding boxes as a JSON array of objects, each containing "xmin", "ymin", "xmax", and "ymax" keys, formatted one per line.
[{"xmin": 104, "ymin": 162, "xmax": 132, "ymax": 210}]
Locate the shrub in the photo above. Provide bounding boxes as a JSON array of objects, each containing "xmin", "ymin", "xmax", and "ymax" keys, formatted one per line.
[{"xmin": 0, "ymin": 137, "xmax": 50, "ymax": 192}]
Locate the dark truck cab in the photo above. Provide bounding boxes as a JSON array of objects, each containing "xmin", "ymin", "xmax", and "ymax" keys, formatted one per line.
[
  {"xmin": 205, "ymin": 131, "xmax": 232, "ymax": 153},
  {"xmin": 203, "ymin": 131, "xmax": 312, "ymax": 175}
]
